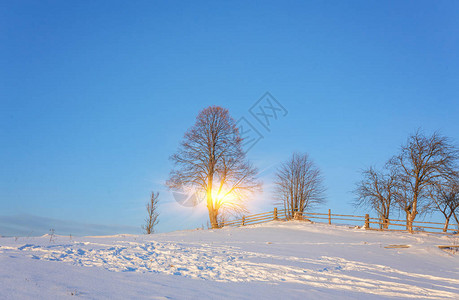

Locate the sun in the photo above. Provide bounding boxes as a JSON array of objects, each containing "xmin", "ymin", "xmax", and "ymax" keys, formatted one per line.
[{"xmin": 211, "ymin": 183, "xmax": 237, "ymax": 206}]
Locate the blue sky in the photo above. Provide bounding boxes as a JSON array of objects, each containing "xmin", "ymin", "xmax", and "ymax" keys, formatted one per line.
[{"xmin": 1, "ymin": 1, "xmax": 458, "ymax": 236}]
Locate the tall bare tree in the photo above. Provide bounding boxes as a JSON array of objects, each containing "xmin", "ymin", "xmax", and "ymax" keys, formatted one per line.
[
  {"xmin": 274, "ymin": 153, "xmax": 325, "ymax": 218},
  {"xmin": 354, "ymin": 167, "xmax": 397, "ymax": 229},
  {"xmin": 167, "ymin": 106, "xmax": 261, "ymax": 228},
  {"xmin": 428, "ymin": 178, "xmax": 459, "ymax": 232},
  {"xmin": 388, "ymin": 131, "xmax": 458, "ymax": 232},
  {"xmin": 142, "ymin": 192, "xmax": 160, "ymax": 234}
]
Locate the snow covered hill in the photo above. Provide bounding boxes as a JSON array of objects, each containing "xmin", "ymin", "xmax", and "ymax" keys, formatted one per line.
[{"xmin": 1, "ymin": 221, "xmax": 459, "ymax": 299}]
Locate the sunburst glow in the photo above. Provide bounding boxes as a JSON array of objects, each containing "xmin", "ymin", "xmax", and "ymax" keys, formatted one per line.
[{"xmin": 211, "ymin": 183, "xmax": 237, "ymax": 207}]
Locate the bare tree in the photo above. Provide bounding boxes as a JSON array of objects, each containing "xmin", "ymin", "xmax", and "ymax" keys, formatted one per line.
[
  {"xmin": 354, "ymin": 167, "xmax": 397, "ymax": 229},
  {"xmin": 167, "ymin": 106, "xmax": 261, "ymax": 229},
  {"xmin": 428, "ymin": 178, "xmax": 459, "ymax": 232},
  {"xmin": 274, "ymin": 153, "xmax": 325, "ymax": 219},
  {"xmin": 142, "ymin": 192, "xmax": 160, "ymax": 234},
  {"xmin": 388, "ymin": 131, "xmax": 458, "ymax": 232}
]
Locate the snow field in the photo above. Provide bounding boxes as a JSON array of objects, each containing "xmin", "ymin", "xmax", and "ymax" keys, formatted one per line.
[{"xmin": 1, "ymin": 221, "xmax": 459, "ymax": 299}]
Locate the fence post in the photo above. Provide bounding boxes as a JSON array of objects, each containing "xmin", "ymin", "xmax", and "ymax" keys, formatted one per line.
[
  {"xmin": 328, "ymin": 209, "xmax": 331, "ymax": 225},
  {"xmin": 273, "ymin": 208, "xmax": 278, "ymax": 220},
  {"xmin": 365, "ymin": 214, "xmax": 369, "ymax": 229},
  {"xmin": 242, "ymin": 216, "xmax": 245, "ymax": 226}
]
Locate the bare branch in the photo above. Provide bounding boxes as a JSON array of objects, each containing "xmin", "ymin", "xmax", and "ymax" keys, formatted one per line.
[
  {"xmin": 167, "ymin": 106, "xmax": 261, "ymax": 228},
  {"xmin": 387, "ymin": 130, "xmax": 459, "ymax": 232},
  {"xmin": 274, "ymin": 153, "xmax": 326, "ymax": 218},
  {"xmin": 142, "ymin": 192, "xmax": 160, "ymax": 234},
  {"xmin": 353, "ymin": 166, "xmax": 397, "ymax": 229}
]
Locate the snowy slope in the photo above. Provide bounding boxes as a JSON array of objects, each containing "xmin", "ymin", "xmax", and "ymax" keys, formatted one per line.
[{"xmin": 1, "ymin": 221, "xmax": 458, "ymax": 299}]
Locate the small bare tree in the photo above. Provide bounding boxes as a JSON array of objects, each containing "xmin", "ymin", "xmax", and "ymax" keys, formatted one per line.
[
  {"xmin": 388, "ymin": 131, "xmax": 458, "ymax": 232},
  {"xmin": 354, "ymin": 167, "xmax": 397, "ymax": 229},
  {"xmin": 428, "ymin": 178, "xmax": 459, "ymax": 232},
  {"xmin": 167, "ymin": 106, "xmax": 261, "ymax": 228},
  {"xmin": 274, "ymin": 153, "xmax": 325, "ymax": 219},
  {"xmin": 142, "ymin": 192, "xmax": 160, "ymax": 234}
]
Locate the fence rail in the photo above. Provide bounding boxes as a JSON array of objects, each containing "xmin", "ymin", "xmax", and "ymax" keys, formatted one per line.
[{"xmin": 220, "ymin": 208, "xmax": 459, "ymax": 235}]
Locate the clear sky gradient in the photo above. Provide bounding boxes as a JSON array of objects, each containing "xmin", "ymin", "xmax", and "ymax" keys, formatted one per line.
[{"xmin": 1, "ymin": 1, "xmax": 458, "ymax": 236}]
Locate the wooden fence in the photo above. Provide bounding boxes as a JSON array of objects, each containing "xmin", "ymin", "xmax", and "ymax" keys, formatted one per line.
[
  {"xmin": 220, "ymin": 208, "xmax": 459, "ymax": 235},
  {"xmin": 220, "ymin": 208, "xmax": 286, "ymax": 227}
]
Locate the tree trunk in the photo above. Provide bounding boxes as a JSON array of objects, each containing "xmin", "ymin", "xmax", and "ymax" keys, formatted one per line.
[
  {"xmin": 453, "ymin": 212, "xmax": 459, "ymax": 234},
  {"xmin": 383, "ymin": 217, "xmax": 389, "ymax": 230},
  {"xmin": 443, "ymin": 217, "xmax": 450, "ymax": 233},
  {"xmin": 208, "ymin": 209, "xmax": 218, "ymax": 228},
  {"xmin": 206, "ymin": 178, "xmax": 219, "ymax": 229},
  {"xmin": 405, "ymin": 210, "xmax": 412, "ymax": 233},
  {"xmin": 406, "ymin": 199, "xmax": 418, "ymax": 233},
  {"xmin": 207, "ymin": 192, "xmax": 218, "ymax": 228}
]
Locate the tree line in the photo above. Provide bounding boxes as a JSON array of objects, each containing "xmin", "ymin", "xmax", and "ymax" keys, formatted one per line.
[
  {"xmin": 142, "ymin": 106, "xmax": 458, "ymax": 234},
  {"xmin": 354, "ymin": 131, "xmax": 459, "ymax": 232},
  {"xmin": 164, "ymin": 105, "xmax": 324, "ymax": 230}
]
